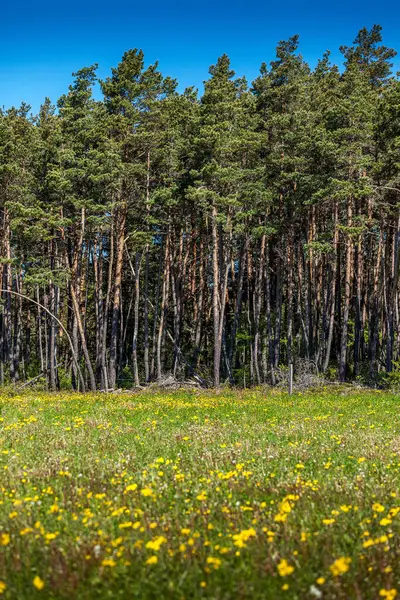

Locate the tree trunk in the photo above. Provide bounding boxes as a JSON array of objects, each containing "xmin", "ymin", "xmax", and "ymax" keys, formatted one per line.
[
  {"xmin": 109, "ymin": 203, "xmax": 126, "ymax": 390},
  {"xmin": 339, "ymin": 199, "xmax": 353, "ymax": 382},
  {"xmin": 323, "ymin": 202, "xmax": 338, "ymax": 372}
]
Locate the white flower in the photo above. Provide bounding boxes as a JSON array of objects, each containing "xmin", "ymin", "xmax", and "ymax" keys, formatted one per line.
[{"xmin": 309, "ymin": 585, "xmax": 322, "ymax": 599}]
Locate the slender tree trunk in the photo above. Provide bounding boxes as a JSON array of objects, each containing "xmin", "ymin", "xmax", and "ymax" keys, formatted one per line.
[
  {"xmin": 157, "ymin": 231, "xmax": 170, "ymax": 380},
  {"xmin": 323, "ymin": 202, "xmax": 338, "ymax": 373},
  {"xmin": 286, "ymin": 231, "xmax": 294, "ymax": 367},
  {"xmin": 339, "ymin": 199, "xmax": 353, "ymax": 382},
  {"xmin": 61, "ymin": 208, "xmax": 96, "ymax": 391},
  {"xmin": 253, "ymin": 234, "xmax": 265, "ymax": 383},
  {"xmin": 229, "ymin": 237, "xmax": 247, "ymax": 379},
  {"xmin": 132, "ymin": 252, "xmax": 142, "ymax": 387},
  {"xmin": 151, "ymin": 236, "xmax": 163, "ymax": 380},
  {"xmin": 143, "ymin": 249, "xmax": 150, "ymax": 382},
  {"xmin": 211, "ymin": 205, "xmax": 221, "ymax": 387},
  {"xmin": 48, "ymin": 241, "xmax": 57, "ymax": 391},
  {"xmin": 193, "ymin": 238, "xmax": 205, "ymax": 371},
  {"xmin": 109, "ymin": 203, "xmax": 126, "ymax": 390},
  {"xmin": 274, "ymin": 255, "xmax": 282, "ymax": 369},
  {"xmin": 143, "ymin": 149, "xmax": 151, "ymax": 383}
]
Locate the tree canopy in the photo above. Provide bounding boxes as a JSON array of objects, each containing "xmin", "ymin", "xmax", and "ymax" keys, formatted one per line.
[{"xmin": 1, "ymin": 25, "xmax": 400, "ymax": 389}]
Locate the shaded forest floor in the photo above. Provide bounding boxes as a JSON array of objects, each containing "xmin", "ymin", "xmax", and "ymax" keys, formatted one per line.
[{"xmin": 0, "ymin": 389, "xmax": 399, "ymax": 599}]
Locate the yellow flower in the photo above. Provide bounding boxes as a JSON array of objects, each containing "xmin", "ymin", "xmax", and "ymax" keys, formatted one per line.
[
  {"xmin": 111, "ymin": 537, "xmax": 123, "ymax": 548},
  {"xmin": 146, "ymin": 555, "xmax": 158, "ymax": 565},
  {"xmin": 274, "ymin": 495, "xmax": 299, "ymax": 522},
  {"xmin": 277, "ymin": 559, "xmax": 295, "ymax": 577},
  {"xmin": 274, "ymin": 512, "xmax": 288, "ymax": 523},
  {"xmin": 119, "ymin": 521, "xmax": 133, "ymax": 529},
  {"xmin": 0, "ymin": 533, "xmax": 10, "ymax": 546},
  {"xmin": 316, "ymin": 577, "xmax": 325, "ymax": 585},
  {"xmin": 322, "ymin": 518, "xmax": 335, "ymax": 525},
  {"xmin": 379, "ymin": 590, "xmax": 397, "ymax": 600},
  {"xmin": 232, "ymin": 528, "xmax": 256, "ymax": 547},
  {"xmin": 146, "ymin": 536, "xmax": 166, "ymax": 551},
  {"xmin": 372, "ymin": 503, "xmax": 385, "ymax": 513},
  {"xmin": 141, "ymin": 487, "xmax": 153, "ymax": 497},
  {"xmin": 329, "ymin": 557, "xmax": 351, "ymax": 576},
  {"xmin": 101, "ymin": 558, "xmax": 116, "ymax": 567},
  {"xmin": 206, "ymin": 557, "xmax": 221, "ymax": 569},
  {"xmin": 380, "ymin": 518, "xmax": 392, "ymax": 526},
  {"xmin": 196, "ymin": 492, "xmax": 207, "ymax": 501},
  {"xmin": 33, "ymin": 576, "xmax": 45, "ymax": 590},
  {"xmin": 125, "ymin": 484, "xmax": 138, "ymax": 492},
  {"xmin": 0, "ymin": 581, "xmax": 6, "ymax": 595}
]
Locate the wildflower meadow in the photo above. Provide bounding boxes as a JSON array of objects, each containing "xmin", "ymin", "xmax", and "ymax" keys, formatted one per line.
[{"xmin": 0, "ymin": 388, "xmax": 399, "ymax": 599}]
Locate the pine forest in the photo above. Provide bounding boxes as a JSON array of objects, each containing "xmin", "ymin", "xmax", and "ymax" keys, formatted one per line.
[{"xmin": 1, "ymin": 24, "xmax": 400, "ymax": 391}]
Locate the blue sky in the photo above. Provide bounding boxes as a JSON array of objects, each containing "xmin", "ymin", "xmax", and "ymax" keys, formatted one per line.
[{"xmin": 1, "ymin": 0, "xmax": 400, "ymax": 113}]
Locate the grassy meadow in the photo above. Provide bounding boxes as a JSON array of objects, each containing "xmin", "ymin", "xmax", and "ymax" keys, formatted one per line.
[{"xmin": 0, "ymin": 388, "xmax": 399, "ymax": 599}]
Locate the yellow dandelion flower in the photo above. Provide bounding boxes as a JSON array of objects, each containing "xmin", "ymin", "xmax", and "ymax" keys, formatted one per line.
[
  {"xmin": 146, "ymin": 536, "xmax": 166, "ymax": 551},
  {"xmin": 146, "ymin": 555, "xmax": 158, "ymax": 565},
  {"xmin": 329, "ymin": 557, "xmax": 351, "ymax": 576},
  {"xmin": 33, "ymin": 576, "xmax": 45, "ymax": 590},
  {"xmin": 277, "ymin": 559, "xmax": 295, "ymax": 577},
  {"xmin": 379, "ymin": 590, "xmax": 397, "ymax": 600},
  {"xmin": 119, "ymin": 521, "xmax": 133, "ymax": 529},
  {"xmin": 206, "ymin": 556, "xmax": 221, "ymax": 569},
  {"xmin": 125, "ymin": 484, "xmax": 138, "ymax": 493},
  {"xmin": 232, "ymin": 528, "xmax": 256, "ymax": 548},
  {"xmin": 101, "ymin": 558, "xmax": 116, "ymax": 567}
]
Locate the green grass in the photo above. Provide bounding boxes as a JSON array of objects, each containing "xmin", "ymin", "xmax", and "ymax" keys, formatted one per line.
[{"xmin": 0, "ymin": 388, "xmax": 399, "ymax": 599}]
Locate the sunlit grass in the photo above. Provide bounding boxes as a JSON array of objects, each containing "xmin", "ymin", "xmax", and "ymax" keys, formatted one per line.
[{"xmin": 0, "ymin": 388, "xmax": 399, "ymax": 599}]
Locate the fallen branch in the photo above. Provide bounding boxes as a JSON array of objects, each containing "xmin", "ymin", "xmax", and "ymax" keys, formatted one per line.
[{"xmin": 0, "ymin": 289, "xmax": 86, "ymax": 392}]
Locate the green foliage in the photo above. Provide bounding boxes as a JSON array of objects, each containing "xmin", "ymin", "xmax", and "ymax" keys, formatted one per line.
[
  {"xmin": 384, "ymin": 360, "xmax": 400, "ymax": 389},
  {"xmin": 0, "ymin": 24, "xmax": 400, "ymax": 391}
]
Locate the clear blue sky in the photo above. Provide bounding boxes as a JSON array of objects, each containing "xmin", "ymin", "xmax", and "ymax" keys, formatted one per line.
[{"xmin": 1, "ymin": 0, "xmax": 400, "ymax": 113}]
